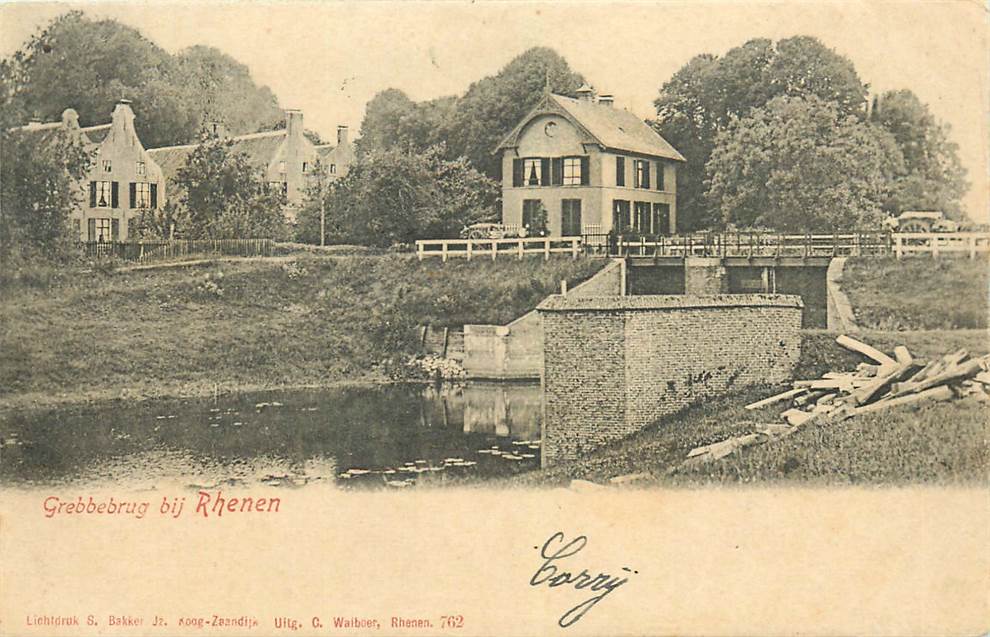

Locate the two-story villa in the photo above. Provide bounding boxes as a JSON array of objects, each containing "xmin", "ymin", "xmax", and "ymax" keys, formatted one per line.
[
  {"xmin": 11, "ymin": 100, "xmax": 167, "ymax": 242},
  {"xmin": 148, "ymin": 110, "xmax": 354, "ymax": 222},
  {"xmin": 495, "ymin": 85, "xmax": 684, "ymax": 236}
]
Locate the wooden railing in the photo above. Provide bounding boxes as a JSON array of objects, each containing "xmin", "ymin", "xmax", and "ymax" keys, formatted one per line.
[
  {"xmin": 416, "ymin": 236, "xmax": 584, "ymax": 261},
  {"xmin": 80, "ymin": 239, "xmax": 277, "ymax": 263},
  {"xmin": 892, "ymin": 232, "xmax": 990, "ymax": 259},
  {"xmin": 611, "ymin": 232, "xmax": 893, "ymax": 258}
]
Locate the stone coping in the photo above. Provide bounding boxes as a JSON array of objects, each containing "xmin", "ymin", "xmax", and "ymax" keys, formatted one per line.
[{"xmin": 537, "ymin": 293, "xmax": 804, "ymax": 312}]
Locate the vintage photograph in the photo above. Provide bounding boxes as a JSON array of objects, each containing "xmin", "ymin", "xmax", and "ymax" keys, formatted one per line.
[{"xmin": 0, "ymin": 1, "xmax": 987, "ymax": 634}]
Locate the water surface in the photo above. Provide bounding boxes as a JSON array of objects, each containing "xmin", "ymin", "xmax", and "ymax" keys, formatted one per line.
[{"xmin": 0, "ymin": 382, "xmax": 542, "ymax": 490}]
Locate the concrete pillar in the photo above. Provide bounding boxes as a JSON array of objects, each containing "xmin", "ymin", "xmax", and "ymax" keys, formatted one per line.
[{"xmin": 684, "ymin": 257, "xmax": 728, "ymax": 295}]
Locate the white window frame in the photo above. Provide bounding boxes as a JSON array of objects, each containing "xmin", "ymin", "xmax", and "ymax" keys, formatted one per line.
[
  {"xmin": 102, "ymin": 160, "xmax": 112, "ymax": 173},
  {"xmin": 634, "ymin": 160, "xmax": 648, "ymax": 189},
  {"xmin": 523, "ymin": 158, "xmax": 543, "ymax": 186},
  {"xmin": 135, "ymin": 182, "xmax": 152, "ymax": 208},
  {"xmin": 330, "ymin": 164, "xmax": 337, "ymax": 174},
  {"xmin": 563, "ymin": 157, "xmax": 582, "ymax": 186},
  {"xmin": 136, "ymin": 161, "xmax": 146, "ymax": 176},
  {"xmin": 94, "ymin": 218, "xmax": 112, "ymax": 241},
  {"xmin": 95, "ymin": 181, "xmax": 113, "ymax": 208}
]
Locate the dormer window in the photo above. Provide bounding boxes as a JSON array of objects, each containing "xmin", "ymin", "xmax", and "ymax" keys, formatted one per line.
[
  {"xmin": 102, "ymin": 160, "xmax": 112, "ymax": 173},
  {"xmin": 278, "ymin": 161, "xmax": 286, "ymax": 175},
  {"xmin": 136, "ymin": 161, "xmax": 146, "ymax": 176}
]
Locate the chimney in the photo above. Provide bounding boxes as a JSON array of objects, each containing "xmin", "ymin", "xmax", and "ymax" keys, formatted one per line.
[
  {"xmin": 576, "ymin": 83, "xmax": 595, "ymax": 102},
  {"xmin": 208, "ymin": 121, "xmax": 228, "ymax": 139},
  {"xmin": 285, "ymin": 109, "xmax": 303, "ymax": 139},
  {"xmin": 61, "ymin": 108, "xmax": 80, "ymax": 129},
  {"xmin": 598, "ymin": 94, "xmax": 614, "ymax": 107},
  {"xmin": 337, "ymin": 125, "xmax": 349, "ymax": 146}
]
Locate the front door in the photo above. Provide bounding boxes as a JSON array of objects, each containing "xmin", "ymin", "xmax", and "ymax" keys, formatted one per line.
[{"xmin": 561, "ymin": 200, "xmax": 582, "ymax": 236}]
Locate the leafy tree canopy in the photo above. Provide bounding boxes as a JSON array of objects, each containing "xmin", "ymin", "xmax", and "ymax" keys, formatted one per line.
[
  {"xmin": 296, "ymin": 145, "xmax": 499, "ymax": 247},
  {"xmin": 172, "ymin": 137, "xmax": 287, "ymax": 239},
  {"xmin": 655, "ymin": 36, "xmax": 870, "ymax": 230},
  {"xmin": 706, "ymin": 95, "xmax": 902, "ymax": 232},
  {"xmin": 870, "ymin": 89, "xmax": 969, "ymax": 219},
  {"xmin": 357, "ymin": 47, "xmax": 584, "ymax": 179},
  {"xmin": 5, "ymin": 12, "xmax": 283, "ymax": 148}
]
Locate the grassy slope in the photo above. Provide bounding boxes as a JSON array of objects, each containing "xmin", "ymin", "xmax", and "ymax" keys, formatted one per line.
[
  {"xmin": 0, "ymin": 254, "xmax": 605, "ymax": 409},
  {"xmin": 843, "ymin": 256, "xmax": 988, "ymax": 330},
  {"xmin": 510, "ymin": 330, "xmax": 989, "ymax": 487}
]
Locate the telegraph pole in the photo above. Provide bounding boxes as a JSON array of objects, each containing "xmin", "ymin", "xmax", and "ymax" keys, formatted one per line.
[{"xmin": 317, "ymin": 158, "xmax": 326, "ymax": 247}]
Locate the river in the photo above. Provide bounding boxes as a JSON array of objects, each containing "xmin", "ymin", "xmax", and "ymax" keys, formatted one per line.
[{"xmin": 0, "ymin": 382, "xmax": 542, "ymax": 490}]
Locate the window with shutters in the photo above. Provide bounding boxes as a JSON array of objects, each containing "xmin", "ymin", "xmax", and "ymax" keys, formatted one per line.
[
  {"xmin": 102, "ymin": 160, "xmax": 112, "ymax": 173},
  {"xmin": 330, "ymin": 164, "xmax": 337, "ymax": 174},
  {"xmin": 634, "ymin": 201, "xmax": 651, "ymax": 233},
  {"xmin": 136, "ymin": 161, "xmax": 146, "ymax": 176},
  {"xmin": 562, "ymin": 157, "xmax": 582, "ymax": 185},
  {"xmin": 561, "ymin": 199, "xmax": 582, "ymax": 236},
  {"xmin": 522, "ymin": 199, "xmax": 547, "ymax": 235},
  {"xmin": 612, "ymin": 200, "xmax": 630, "ymax": 233},
  {"xmin": 634, "ymin": 160, "xmax": 650, "ymax": 189},
  {"xmin": 94, "ymin": 218, "xmax": 112, "ymax": 242},
  {"xmin": 94, "ymin": 181, "xmax": 113, "ymax": 207},
  {"xmin": 522, "ymin": 158, "xmax": 544, "ymax": 186},
  {"xmin": 615, "ymin": 156, "xmax": 626, "ymax": 187},
  {"xmin": 134, "ymin": 182, "xmax": 152, "ymax": 208}
]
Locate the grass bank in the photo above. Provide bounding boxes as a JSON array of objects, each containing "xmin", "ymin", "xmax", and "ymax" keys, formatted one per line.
[
  {"xmin": 0, "ymin": 254, "xmax": 605, "ymax": 410},
  {"xmin": 509, "ymin": 329, "xmax": 989, "ymax": 487},
  {"xmin": 842, "ymin": 256, "xmax": 988, "ymax": 330}
]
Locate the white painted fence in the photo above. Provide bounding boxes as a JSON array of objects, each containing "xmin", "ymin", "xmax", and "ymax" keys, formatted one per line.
[
  {"xmin": 893, "ymin": 232, "xmax": 990, "ymax": 259},
  {"xmin": 416, "ymin": 236, "xmax": 583, "ymax": 261}
]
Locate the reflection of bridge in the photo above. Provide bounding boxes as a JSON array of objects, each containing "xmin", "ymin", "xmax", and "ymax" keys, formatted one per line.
[{"xmin": 415, "ymin": 231, "xmax": 990, "ymax": 261}]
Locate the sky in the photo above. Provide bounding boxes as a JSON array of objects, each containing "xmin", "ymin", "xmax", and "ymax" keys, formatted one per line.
[{"xmin": 2, "ymin": 1, "xmax": 987, "ymax": 221}]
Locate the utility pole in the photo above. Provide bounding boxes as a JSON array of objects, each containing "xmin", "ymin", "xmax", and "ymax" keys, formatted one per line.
[{"xmin": 316, "ymin": 157, "xmax": 326, "ymax": 247}]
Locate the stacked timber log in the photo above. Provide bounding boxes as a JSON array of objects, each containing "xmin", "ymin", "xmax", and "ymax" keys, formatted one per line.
[{"xmin": 680, "ymin": 335, "xmax": 990, "ymax": 467}]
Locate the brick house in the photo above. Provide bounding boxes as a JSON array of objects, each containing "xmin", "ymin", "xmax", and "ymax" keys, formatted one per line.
[
  {"xmin": 496, "ymin": 85, "xmax": 684, "ymax": 237},
  {"xmin": 148, "ymin": 110, "xmax": 353, "ymax": 223},
  {"xmin": 10, "ymin": 100, "xmax": 167, "ymax": 242}
]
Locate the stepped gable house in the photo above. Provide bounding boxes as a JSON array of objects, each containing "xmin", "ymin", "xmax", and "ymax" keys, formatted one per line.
[
  {"xmin": 495, "ymin": 85, "xmax": 684, "ymax": 237},
  {"xmin": 10, "ymin": 99, "xmax": 167, "ymax": 242},
  {"xmin": 148, "ymin": 110, "xmax": 354, "ymax": 222}
]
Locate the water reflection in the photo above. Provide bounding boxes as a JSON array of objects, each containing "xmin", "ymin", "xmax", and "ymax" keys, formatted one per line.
[{"xmin": 0, "ymin": 382, "xmax": 541, "ymax": 490}]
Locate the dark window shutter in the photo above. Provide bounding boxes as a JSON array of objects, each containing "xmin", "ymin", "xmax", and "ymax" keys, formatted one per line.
[
  {"xmin": 551, "ymin": 158, "xmax": 563, "ymax": 186},
  {"xmin": 656, "ymin": 162, "xmax": 664, "ymax": 190},
  {"xmin": 129, "ymin": 182, "xmax": 136, "ymax": 208},
  {"xmin": 616, "ymin": 157, "xmax": 625, "ymax": 186},
  {"xmin": 89, "ymin": 182, "xmax": 97, "ymax": 207},
  {"xmin": 111, "ymin": 182, "xmax": 119, "ymax": 208},
  {"xmin": 88, "ymin": 219, "xmax": 96, "ymax": 242},
  {"xmin": 512, "ymin": 159, "xmax": 523, "ymax": 187},
  {"xmin": 150, "ymin": 183, "xmax": 158, "ymax": 209},
  {"xmin": 643, "ymin": 162, "xmax": 651, "ymax": 189},
  {"xmin": 580, "ymin": 156, "xmax": 590, "ymax": 185},
  {"xmin": 111, "ymin": 218, "xmax": 119, "ymax": 242},
  {"xmin": 540, "ymin": 158, "xmax": 550, "ymax": 186}
]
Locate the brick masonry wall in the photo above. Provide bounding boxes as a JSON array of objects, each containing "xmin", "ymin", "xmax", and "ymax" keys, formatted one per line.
[{"xmin": 538, "ymin": 294, "xmax": 803, "ymax": 466}]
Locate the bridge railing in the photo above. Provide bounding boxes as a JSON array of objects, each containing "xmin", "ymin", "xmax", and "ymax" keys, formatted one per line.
[
  {"xmin": 612, "ymin": 232, "xmax": 892, "ymax": 258},
  {"xmin": 415, "ymin": 236, "xmax": 584, "ymax": 261}
]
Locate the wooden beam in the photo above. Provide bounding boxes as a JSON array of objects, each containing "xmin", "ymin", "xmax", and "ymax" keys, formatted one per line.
[
  {"xmin": 835, "ymin": 334, "xmax": 898, "ymax": 367},
  {"xmin": 744, "ymin": 387, "xmax": 807, "ymax": 411}
]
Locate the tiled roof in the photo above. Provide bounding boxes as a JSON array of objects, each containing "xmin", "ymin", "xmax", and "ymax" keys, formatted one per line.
[
  {"xmin": 147, "ymin": 130, "xmax": 287, "ymax": 183},
  {"xmin": 496, "ymin": 93, "xmax": 685, "ymax": 161},
  {"xmin": 80, "ymin": 124, "xmax": 111, "ymax": 144}
]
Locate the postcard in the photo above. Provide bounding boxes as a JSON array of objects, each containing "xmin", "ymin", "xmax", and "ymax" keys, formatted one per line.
[{"xmin": 0, "ymin": 1, "xmax": 987, "ymax": 635}]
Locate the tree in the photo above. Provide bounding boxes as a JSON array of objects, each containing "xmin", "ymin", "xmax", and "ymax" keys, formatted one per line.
[
  {"xmin": 6, "ymin": 12, "xmax": 283, "ymax": 148},
  {"xmin": 356, "ymin": 48, "xmax": 585, "ymax": 179},
  {"xmin": 654, "ymin": 36, "xmax": 870, "ymax": 230},
  {"xmin": 870, "ymin": 89, "xmax": 969, "ymax": 218},
  {"xmin": 0, "ymin": 128, "xmax": 92, "ymax": 263},
  {"xmin": 705, "ymin": 96, "xmax": 902, "ymax": 232},
  {"xmin": 295, "ymin": 146, "xmax": 499, "ymax": 247},
  {"xmin": 172, "ymin": 137, "xmax": 287, "ymax": 239}
]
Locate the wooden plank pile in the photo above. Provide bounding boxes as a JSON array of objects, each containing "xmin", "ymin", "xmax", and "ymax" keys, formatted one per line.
[{"xmin": 679, "ymin": 335, "xmax": 990, "ymax": 467}]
